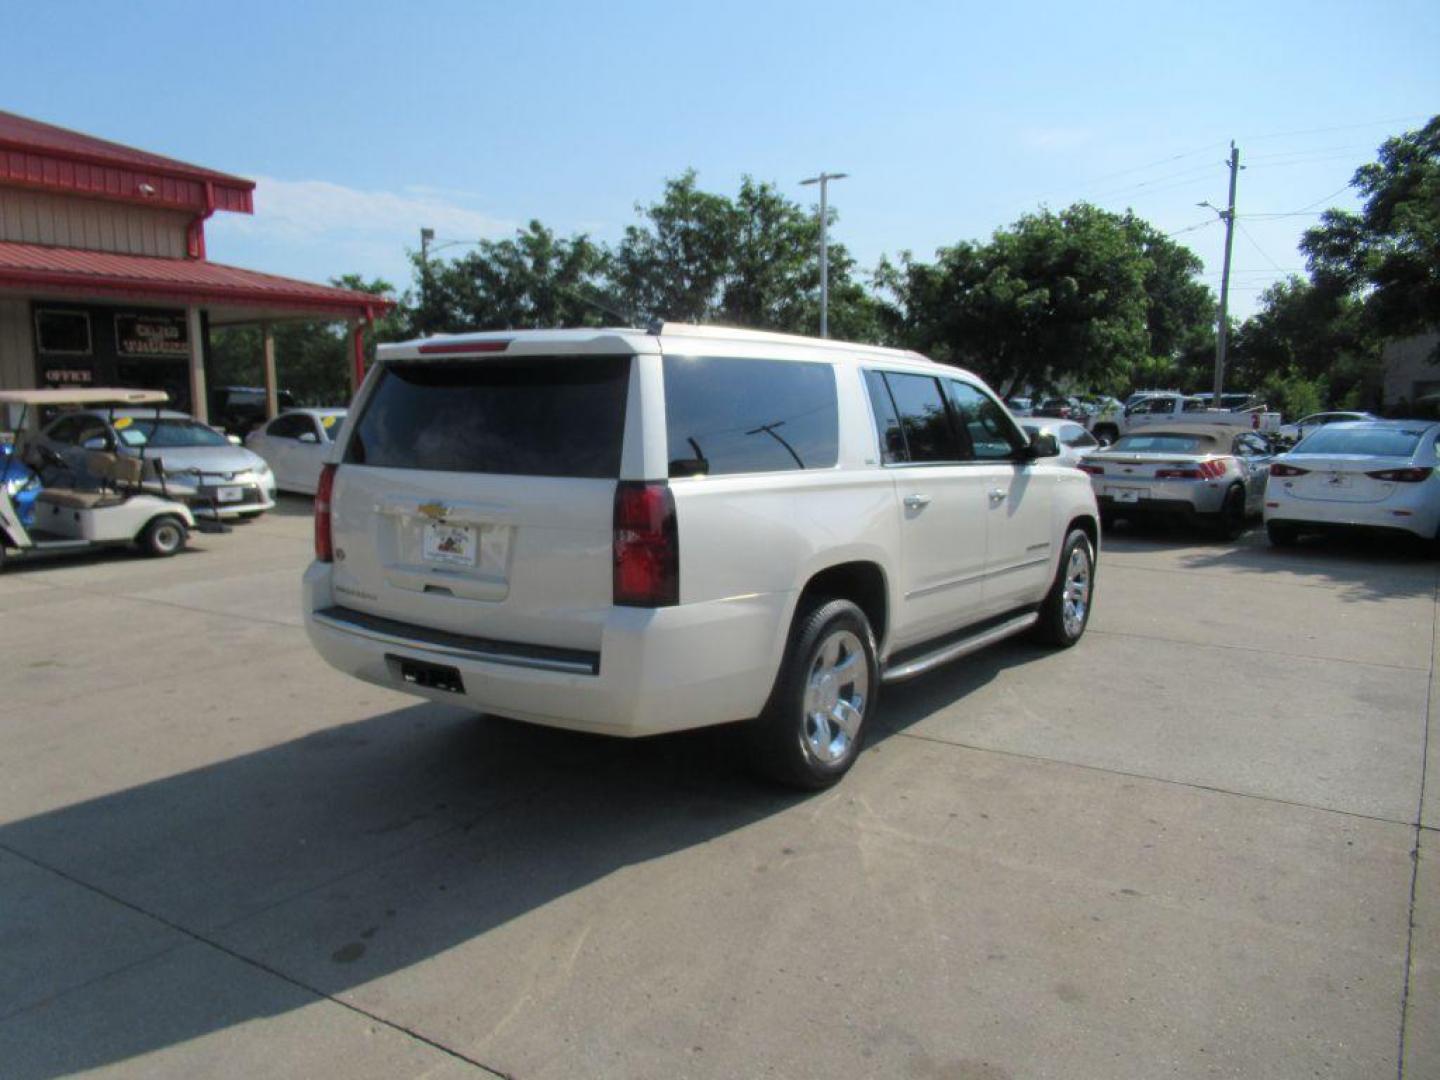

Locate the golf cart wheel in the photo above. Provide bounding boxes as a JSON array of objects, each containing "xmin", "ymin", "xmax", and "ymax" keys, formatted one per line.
[{"xmin": 140, "ymin": 515, "xmax": 187, "ymax": 558}]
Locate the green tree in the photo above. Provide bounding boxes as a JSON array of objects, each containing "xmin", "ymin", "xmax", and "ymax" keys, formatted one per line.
[
  {"xmin": 610, "ymin": 171, "xmax": 882, "ymax": 338},
  {"xmin": 1302, "ymin": 115, "xmax": 1440, "ymax": 344},
  {"xmin": 877, "ymin": 203, "xmax": 1155, "ymax": 396},
  {"xmin": 1230, "ymin": 275, "xmax": 1382, "ymax": 410},
  {"xmin": 415, "ymin": 221, "xmax": 610, "ymax": 333}
]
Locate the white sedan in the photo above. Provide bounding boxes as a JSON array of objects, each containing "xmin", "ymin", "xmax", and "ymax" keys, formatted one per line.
[
  {"xmin": 245, "ymin": 409, "xmax": 346, "ymax": 495},
  {"xmin": 1021, "ymin": 420, "xmax": 1101, "ymax": 465},
  {"xmin": 1265, "ymin": 420, "xmax": 1440, "ymax": 546}
]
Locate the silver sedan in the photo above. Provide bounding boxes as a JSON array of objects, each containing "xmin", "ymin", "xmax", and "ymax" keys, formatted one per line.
[{"xmin": 1079, "ymin": 426, "xmax": 1273, "ymax": 539}]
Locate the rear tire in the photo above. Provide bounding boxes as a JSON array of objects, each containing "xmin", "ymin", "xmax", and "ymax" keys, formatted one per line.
[
  {"xmin": 1214, "ymin": 484, "xmax": 1247, "ymax": 541},
  {"xmin": 1267, "ymin": 522, "xmax": 1299, "ymax": 547},
  {"xmin": 749, "ymin": 599, "xmax": 879, "ymax": 791},
  {"xmin": 1031, "ymin": 528, "xmax": 1095, "ymax": 647},
  {"xmin": 140, "ymin": 515, "xmax": 187, "ymax": 558}
]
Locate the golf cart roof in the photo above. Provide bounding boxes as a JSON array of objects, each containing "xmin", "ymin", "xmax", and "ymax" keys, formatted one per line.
[{"xmin": 0, "ymin": 387, "xmax": 170, "ymax": 407}]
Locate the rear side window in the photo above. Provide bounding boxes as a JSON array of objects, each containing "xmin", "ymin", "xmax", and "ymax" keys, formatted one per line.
[
  {"xmin": 945, "ymin": 380, "xmax": 1026, "ymax": 459},
  {"xmin": 663, "ymin": 356, "xmax": 838, "ymax": 476},
  {"xmin": 880, "ymin": 372, "xmax": 960, "ymax": 463},
  {"xmin": 347, "ymin": 356, "xmax": 630, "ymax": 477}
]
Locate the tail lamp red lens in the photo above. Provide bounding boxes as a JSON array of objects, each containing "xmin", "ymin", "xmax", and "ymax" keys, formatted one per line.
[
  {"xmin": 1366, "ymin": 466, "xmax": 1432, "ymax": 483},
  {"xmin": 1155, "ymin": 460, "xmax": 1226, "ymax": 480},
  {"xmin": 1078, "ymin": 463, "xmax": 1104, "ymax": 475},
  {"xmin": 1270, "ymin": 463, "xmax": 1310, "ymax": 478},
  {"xmin": 614, "ymin": 481, "xmax": 679, "ymax": 607},
  {"xmin": 314, "ymin": 463, "xmax": 337, "ymax": 562}
]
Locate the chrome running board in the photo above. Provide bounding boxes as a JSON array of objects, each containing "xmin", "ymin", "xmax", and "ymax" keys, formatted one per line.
[{"xmin": 881, "ymin": 612, "xmax": 1039, "ymax": 683}]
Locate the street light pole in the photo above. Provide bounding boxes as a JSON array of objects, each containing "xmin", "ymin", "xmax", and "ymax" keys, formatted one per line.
[
  {"xmin": 800, "ymin": 172, "xmax": 848, "ymax": 338},
  {"xmin": 418, "ymin": 227, "xmax": 435, "ymax": 335}
]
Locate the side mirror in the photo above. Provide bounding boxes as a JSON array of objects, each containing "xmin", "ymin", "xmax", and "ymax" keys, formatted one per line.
[
  {"xmin": 1027, "ymin": 432, "xmax": 1061, "ymax": 459},
  {"xmin": 298, "ymin": 432, "xmax": 319, "ymax": 444}
]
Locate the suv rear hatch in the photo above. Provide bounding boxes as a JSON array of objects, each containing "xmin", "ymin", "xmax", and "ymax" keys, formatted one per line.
[{"xmin": 328, "ymin": 353, "xmax": 633, "ymax": 653}]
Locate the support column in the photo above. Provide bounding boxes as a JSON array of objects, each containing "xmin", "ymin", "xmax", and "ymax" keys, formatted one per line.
[
  {"xmin": 262, "ymin": 323, "xmax": 278, "ymax": 419},
  {"xmin": 350, "ymin": 319, "xmax": 367, "ymax": 397},
  {"xmin": 186, "ymin": 305, "xmax": 208, "ymax": 422}
]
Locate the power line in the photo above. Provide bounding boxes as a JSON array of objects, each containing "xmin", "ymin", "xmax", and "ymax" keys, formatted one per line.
[
  {"xmin": 1238, "ymin": 114, "xmax": 1431, "ymax": 143},
  {"xmin": 1236, "ymin": 222, "xmax": 1289, "ymax": 273}
]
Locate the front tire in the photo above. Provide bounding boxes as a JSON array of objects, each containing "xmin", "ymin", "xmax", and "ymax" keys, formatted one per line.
[
  {"xmin": 1031, "ymin": 528, "xmax": 1095, "ymax": 647},
  {"xmin": 1267, "ymin": 522, "xmax": 1299, "ymax": 547},
  {"xmin": 750, "ymin": 599, "xmax": 879, "ymax": 790},
  {"xmin": 139, "ymin": 515, "xmax": 187, "ymax": 558}
]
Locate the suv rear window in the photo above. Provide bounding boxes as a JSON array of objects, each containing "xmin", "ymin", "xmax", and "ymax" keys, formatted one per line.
[
  {"xmin": 663, "ymin": 356, "xmax": 838, "ymax": 476},
  {"xmin": 346, "ymin": 356, "xmax": 630, "ymax": 477}
]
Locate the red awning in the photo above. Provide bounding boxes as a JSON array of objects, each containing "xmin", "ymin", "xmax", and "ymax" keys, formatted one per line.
[{"xmin": 0, "ymin": 242, "xmax": 391, "ymax": 319}]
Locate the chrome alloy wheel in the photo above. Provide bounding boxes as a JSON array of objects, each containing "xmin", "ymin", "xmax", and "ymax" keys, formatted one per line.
[
  {"xmin": 1061, "ymin": 542, "xmax": 1092, "ymax": 639},
  {"xmin": 801, "ymin": 629, "xmax": 869, "ymax": 765}
]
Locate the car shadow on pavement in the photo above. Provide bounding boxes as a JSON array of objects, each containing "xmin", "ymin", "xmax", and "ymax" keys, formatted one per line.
[
  {"xmin": 1103, "ymin": 524, "xmax": 1438, "ymax": 602},
  {"xmin": 0, "ymin": 705, "xmax": 804, "ymax": 1078}
]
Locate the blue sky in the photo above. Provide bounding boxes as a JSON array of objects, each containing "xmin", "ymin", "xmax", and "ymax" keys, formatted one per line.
[{"xmin": 6, "ymin": 0, "xmax": 1438, "ymax": 319}]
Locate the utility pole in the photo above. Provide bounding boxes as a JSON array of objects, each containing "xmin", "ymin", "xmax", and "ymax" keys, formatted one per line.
[
  {"xmin": 1204, "ymin": 143, "xmax": 1241, "ymax": 405},
  {"xmin": 418, "ymin": 227, "xmax": 435, "ymax": 335},
  {"xmin": 800, "ymin": 172, "xmax": 848, "ymax": 337}
]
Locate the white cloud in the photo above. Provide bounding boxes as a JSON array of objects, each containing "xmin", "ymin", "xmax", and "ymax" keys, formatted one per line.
[{"xmin": 222, "ymin": 176, "xmax": 513, "ymax": 243}]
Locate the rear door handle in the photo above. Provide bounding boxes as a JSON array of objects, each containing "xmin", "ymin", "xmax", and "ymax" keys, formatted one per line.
[{"xmin": 903, "ymin": 494, "xmax": 931, "ymax": 509}]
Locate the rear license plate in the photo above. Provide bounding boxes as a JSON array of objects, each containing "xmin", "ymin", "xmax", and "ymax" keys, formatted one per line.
[
  {"xmin": 216, "ymin": 486, "xmax": 244, "ymax": 503},
  {"xmin": 1107, "ymin": 487, "xmax": 1143, "ymax": 503},
  {"xmin": 423, "ymin": 522, "xmax": 477, "ymax": 566}
]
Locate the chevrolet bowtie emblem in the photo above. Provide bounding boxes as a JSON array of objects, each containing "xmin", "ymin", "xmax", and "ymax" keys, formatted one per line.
[{"xmin": 418, "ymin": 502, "xmax": 449, "ymax": 520}]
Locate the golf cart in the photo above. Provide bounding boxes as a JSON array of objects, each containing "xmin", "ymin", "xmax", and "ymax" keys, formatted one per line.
[{"xmin": 0, "ymin": 388, "xmax": 199, "ymax": 569}]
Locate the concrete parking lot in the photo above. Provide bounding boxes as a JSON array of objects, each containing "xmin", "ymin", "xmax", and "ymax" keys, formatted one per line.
[{"xmin": 1, "ymin": 499, "xmax": 1435, "ymax": 1079}]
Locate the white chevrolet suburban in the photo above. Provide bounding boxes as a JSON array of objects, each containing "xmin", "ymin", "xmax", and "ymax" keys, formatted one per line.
[{"xmin": 304, "ymin": 323, "xmax": 1100, "ymax": 788}]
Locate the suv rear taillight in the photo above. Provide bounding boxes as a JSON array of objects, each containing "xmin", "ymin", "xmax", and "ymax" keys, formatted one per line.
[
  {"xmin": 1078, "ymin": 463, "xmax": 1104, "ymax": 475},
  {"xmin": 1270, "ymin": 463, "xmax": 1310, "ymax": 477},
  {"xmin": 1366, "ymin": 466, "xmax": 1432, "ymax": 483},
  {"xmin": 614, "ymin": 481, "xmax": 678, "ymax": 607},
  {"xmin": 314, "ymin": 463, "xmax": 337, "ymax": 562}
]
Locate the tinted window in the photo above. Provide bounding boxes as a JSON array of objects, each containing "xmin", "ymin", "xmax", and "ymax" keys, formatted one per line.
[
  {"xmin": 1130, "ymin": 398, "xmax": 1176, "ymax": 415},
  {"xmin": 883, "ymin": 373, "xmax": 960, "ymax": 463},
  {"xmin": 348, "ymin": 356, "xmax": 630, "ymax": 477},
  {"xmin": 864, "ymin": 370, "xmax": 907, "ymax": 464},
  {"xmin": 267, "ymin": 414, "xmax": 313, "ymax": 439},
  {"xmin": 947, "ymin": 380, "xmax": 1025, "ymax": 460},
  {"xmin": 46, "ymin": 416, "xmax": 90, "ymax": 444},
  {"xmin": 34, "ymin": 310, "xmax": 91, "ymax": 355},
  {"xmin": 1110, "ymin": 433, "xmax": 1216, "ymax": 454},
  {"xmin": 663, "ymin": 356, "xmax": 837, "ymax": 476},
  {"xmin": 1293, "ymin": 425, "xmax": 1423, "ymax": 458}
]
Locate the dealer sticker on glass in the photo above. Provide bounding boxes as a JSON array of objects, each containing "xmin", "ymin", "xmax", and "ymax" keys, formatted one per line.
[{"xmin": 423, "ymin": 522, "xmax": 477, "ymax": 567}]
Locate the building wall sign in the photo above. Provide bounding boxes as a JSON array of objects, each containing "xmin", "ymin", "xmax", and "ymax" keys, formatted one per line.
[
  {"xmin": 44, "ymin": 367, "xmax": 95, "ymax": 385},
  {"xmin": 115, "ymin": 311, "xmax": 188, "ymax": 357}
]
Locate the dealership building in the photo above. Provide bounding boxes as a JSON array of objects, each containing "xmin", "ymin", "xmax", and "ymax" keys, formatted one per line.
[{"xmin": 0, "ymin": 110, "xmax": 389, "ymax": 424}]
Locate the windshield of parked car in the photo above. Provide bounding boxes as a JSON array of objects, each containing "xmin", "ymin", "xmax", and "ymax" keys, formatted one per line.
[
  {"xmin": 115, "ymin": 419, "xmax": 231, "ymax": 449},
  {"xmin": 1109, "ymin": 433, "xmax": 1216, "ymax": 453},
  {"xmin": 1291, "ymin": 426, "xmax": 1424, "ymax": 458}
]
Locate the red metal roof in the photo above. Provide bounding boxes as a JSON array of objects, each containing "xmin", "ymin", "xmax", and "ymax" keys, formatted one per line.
[
  {"xmin": 0, "ymin": 111, "xmax": 254, "ymax": 214},
  {"xmin": 0, "ymin": 241, "xmax": 392, "ymax": 318}
]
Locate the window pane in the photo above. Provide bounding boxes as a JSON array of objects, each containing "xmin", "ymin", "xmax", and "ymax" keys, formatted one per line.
[
  {"xmin": 1293, "ymin": 425, "xmax": 1422, "ymax": 458},
  {"xmin": 947, "ymin": 380, "xmax": 1024, "ymax": 460},
  {"xmin": 35, "ymin": 310, "xmax": 92, "ymax": 355},
  {"xmin": 864, "ymin": 369, "xmax": 908, "ymax": 463},
  {"xmin": 347, "ymin": 356, "xmax": 631, "ymax": 478},
  {"xmin": 883, "ymin": 373, "xmax": 959, "ymax": 463},
  {"xmin": 663, "ymin": 356, "xmax": 838, "ymax": 476}
]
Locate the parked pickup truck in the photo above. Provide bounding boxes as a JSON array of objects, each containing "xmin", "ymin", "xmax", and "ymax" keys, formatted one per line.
[{"xmin": 1088, "ymin": 392, "xmax": 1279, "ymax": 445}]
